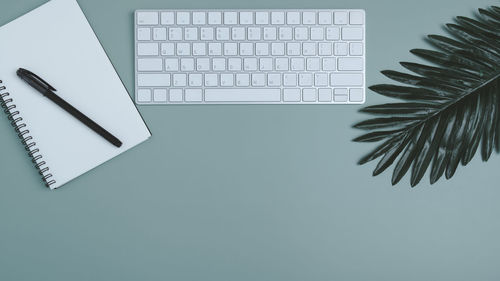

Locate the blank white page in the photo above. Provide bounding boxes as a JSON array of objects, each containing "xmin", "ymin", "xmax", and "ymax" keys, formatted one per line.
[{"xmin": 0, "ymin": 0, "xmax": 151, "ymax": 189}]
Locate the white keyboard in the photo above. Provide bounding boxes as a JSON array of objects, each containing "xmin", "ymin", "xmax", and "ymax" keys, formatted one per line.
[{"xmin": 135, "ymin": 9, "xmax": 365, "ymax": 104}]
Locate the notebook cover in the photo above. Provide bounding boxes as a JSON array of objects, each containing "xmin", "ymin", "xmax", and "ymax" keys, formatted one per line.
[{"xmin": 0, "ymin": 0, "xmax": 151, "ymax": 189}]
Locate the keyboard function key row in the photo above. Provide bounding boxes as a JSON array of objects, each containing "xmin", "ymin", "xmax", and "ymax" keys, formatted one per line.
[{"xmin": 137, "ymin": 11, "xmax": 364, "ymax": 26}]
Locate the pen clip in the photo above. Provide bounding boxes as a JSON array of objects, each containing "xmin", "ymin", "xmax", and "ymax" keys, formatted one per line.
[{"xmin": 17, "ymin": 68, "xmax": 57, "ymax": 92}]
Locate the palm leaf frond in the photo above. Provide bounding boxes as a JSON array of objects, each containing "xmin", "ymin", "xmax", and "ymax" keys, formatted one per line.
[{"xmin": 354, "ymin": 6, "xmax": 500, "ymax": 187}]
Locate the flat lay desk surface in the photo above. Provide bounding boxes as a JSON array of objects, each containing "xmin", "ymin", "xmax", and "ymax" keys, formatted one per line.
[{"xmin": 0, "ymin": 0, "xmax": 499, "ymax": 280}]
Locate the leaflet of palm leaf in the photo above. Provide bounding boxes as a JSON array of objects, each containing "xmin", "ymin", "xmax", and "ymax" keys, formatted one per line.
[{"xmin": 354, "ymin": 6, "xmax": 500, "ymax": 187}]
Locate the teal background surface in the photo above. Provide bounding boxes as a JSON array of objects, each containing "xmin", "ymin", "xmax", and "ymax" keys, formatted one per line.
[{"xmin": 1, "ymin": 0, "xmax": 499, "ymax": 280}]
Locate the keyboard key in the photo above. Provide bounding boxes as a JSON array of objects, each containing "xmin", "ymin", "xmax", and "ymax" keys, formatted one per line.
[
  {"xmin": 334, "ymin": 88, "xmax": 348, "ymax": 96},
  {"xmin": 322, "ymin": 58, "xmax": 336, "ymax": 71},
  {"xmin": 306, "ymin": 58, "xmax": 320, "ymax": 71},
  {"xmin": 228, "ymin": 58, "xmax": 242, "ymax": 70},
  {"xmin": 180, "ymin": 58, "xmax": 195, "ymax": 71},
  {"xmin": 303, "ymin": 89, "xmax": 317, "ymax": 101},
  {"xmin": 138, "ymin": 74, "xmax": 170, "ymax": 86},
  {"xmin": 334, "ymin": 11, "xmax": 348, "ymax": 25},
  {"xmin": 287, "ymin": 12, "xmax": 301, "ymax": 24},
  {"xmin": 334, "ymin": 42, "xmax": 348, "ymax": 56},
  {"xmin": 334, "ymin": 89, "xmax": 348, "ymax": 102},
  {"xmin": 260, "ymin": 58, "xmax": 273, "ymax": 71},
  {"xmin": 350, "ymin": 11, "xmax": 364, "ymax": 25},
  {"xmin": 318, "ymin": 12, "xmax": 332, "ymax": 25},
  {"xmin": 318, "ymin": 88, "xmax": 332, "ymax": 102},
  {"xmin": 240, "ymin": 12, "xmax": 253, "ymax": 24},
  {"xmin": 169, "ymin": 89, "xmax": 183, "ymax": 102},
  {"xmin": 153, "ymin": 28, "xmax": 167, "ymax": 40},
  {"xmin": 232, "ymin": 27, "xmax": 245, "ymax": 40},
  {"xmin": 208, "ymin": 12, "xmax": 222, "ymax": 24},
  {"xmin": 256, "ymin": 43, "xmax": 269, "ymax": 55},
  {"xmin": 137, "ymin": 89, "xmax": 152, "ymax": 102},
  {"xmin": 283, "ymin": 74, "xmax": 297, "ymax": 86},
  {"xmin": 192, "ymin": 43, "xmax": 206, "ymax": 55},
  {"xmin": 350, "ymin": 88, "xmax": 364, "ymax": 102},
  {"xmin": 303, "ymin": 12, "xmax": 316, "ymax": 24},
  {"xmin": 331, "ymin": 73, "xmax": 363, "ymax": 86},
  {"xmin": 263, "ymin": 27, "xmax": 277, "ymax": 40},
  {"xmin": 299, "ymin": 73, "xmax": 313, "ymax": 86},
  {"xmin": 224, "ymin": 43, "xmax": 237, "ymax": 56},
  {"xmin": 326, "ymin": 27, "xmax": 340, "ymax": 40},
  {"xmin": 176, "ymin": 43, "xmax": 191, "ymax": 55},
  {"xmin": 350, "ymin": 42, "xmax": 363, "ymax": 56},
  {"xmin": 137, "ymin": 12, "xmax": 158, "ymax": 25},
  {"xmin": 279, "ymin": 27, "xmax": 293, "ymax": 40},
  {"xmin": 213, "ymin": 58, "xmax": 226, "ymax": 71},
  {"xmin": 208, "ymin": 43, "xmax": 222, "ymax": 55},
  {"xmin": 283, "ymin": 88, "xmax": 301, "ymax": 101},
  {"xmin": 294, "ymin": 27, "xmax": 308, "ymax": 40},
  {"xmin": 138, "ymin": 58, "xmax": 163, "ymax": 71},
  {"xmin": 184, "ymin": 28, "xmax": 198, "ymax": 40},
  {"xmin": 287, "ymin": 42, "xmax": 301, "ymax": 56},
  {"xmin": 137, "ymin": 28, "xmax": 151, "ymax": 40},
  {"xmin": 335, "ymin": 96, "xmax": 349, "ymax": 103},
  {"xmin": 310, "ymin": 27, "xmax": 324, "ymax": 40},
  {"xmin": 275, "ymin": 58, "xmax": 289, "ymax": 71},
  {"xmin": 303, "ymin": 43, "xmax": 316, "ymax": 56},
  {"xmin": 177, "ymin": 12, "xmax": 190, "ymax": 25},
  {"xmin": 221, "ymin": 74, "xmax": 234, "ymax": 86},
  {"xmin": 201, "ymin": 28, "xmax": 214, "ymax": 40},
  {"xmin": 168, "ymin": 28, "xmax": 182, "ymax": 40},
  {"xmin": 205, "ymin": 74, "xmax": 218, "ymax": 86},
  {"xmin": 244, "ymin": 28, "xmax": 258, "ymax": 41},
  {"xmin": 216, "ymin": 27, "xmax": 230, "ymax": 40},
  {"xmin": 205, "ymin": 89, "xmax": 281, "ymax": 102},
  {"xmin": 165, "ymin": 58, "xmax": 179, "ymax": 71},
  {"xmin": 161, "ymin": 12, "xmax": 175, "ymax": 25},
  {"xmin": 173, "ymin": 74, "xmax": 187, "ymax": 86},
  {"xmin": 291, "ymin": 58, "xmax": 305, "ymax": 71},
  {"xmin": 338, "ymin": 57, "xmax": 363, "ymax": 71},
  {"xmin": 268, "ymin": 74, "xmax": 281, "ymax": 86},
  {"xmin": 319, "ymin": 42, "xmax": 332, "ymax": 55},
  {"xmin": 153, "ymin": 89, "xmax": 168, "ymax": 102},
  {"xmin": 185, "ymin": 89, "xmax": 203, "ymax": 102},
  {"xmin": 193, "ymin": 12, "xmax": 206, "ymax": 24},
  {"xmin": 256, "ymin": 12, "xmax": 269, "ymax": 24},
  {"xmin": 314, "ymin": 73, "xmax": 328, "ymax": 86},
  {"xmin": 197, "ymin": 58, "xmax": 210, "ymax": 71},
  {"xmin": 251, "ymin": 73, "xmax": 266, "ymax": 86},
  {"xmin": 271, "ymin": 43, "xmax": 285, "ymax": 55},
  {"xmin": 236, "ymin": 74, "xmax": 250, "ymax": 86},
  {"xmin": 342, "ymin": 27, "xmax": 363, "ymax": 41},
  {"xmin": 271, "ymin": 12, "xmax": 285, "ymax": 24},
  {"xmin": 189, "ymin": 74, "xmax": 203, "ymax": 86},
  {"xmin": 224, "ymin": 12, "xmax": 238, "ymax": 24},
  {"xmin": 137, "ymin": 43, "xmax": 158, "ymax": 56}
]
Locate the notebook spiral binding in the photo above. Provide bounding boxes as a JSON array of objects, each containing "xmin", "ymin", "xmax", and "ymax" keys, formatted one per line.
[{"xmin": 0, "ymin": 80, "xmax": 56, "ymax": 188}]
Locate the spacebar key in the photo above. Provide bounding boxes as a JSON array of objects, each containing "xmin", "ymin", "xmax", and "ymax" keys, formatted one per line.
[{"xmin": 205, "ymin": 89, "xmax": 281, "ymax": 102}]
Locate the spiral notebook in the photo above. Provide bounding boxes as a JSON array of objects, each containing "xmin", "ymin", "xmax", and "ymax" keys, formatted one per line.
[{"xmin": 0, "ymin": 0, "xmax": 151, "ymax": 189}]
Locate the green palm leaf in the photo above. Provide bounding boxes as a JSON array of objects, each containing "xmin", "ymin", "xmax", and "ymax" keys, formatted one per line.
[{"xmin": 354, "ymin": 6, "xmax": 500, "ymax": 187}]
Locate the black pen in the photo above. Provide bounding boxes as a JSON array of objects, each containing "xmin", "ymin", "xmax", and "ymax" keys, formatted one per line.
[{"xmin": 17, "ymin": 68, "xmax": 122, "ymax": 148}]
